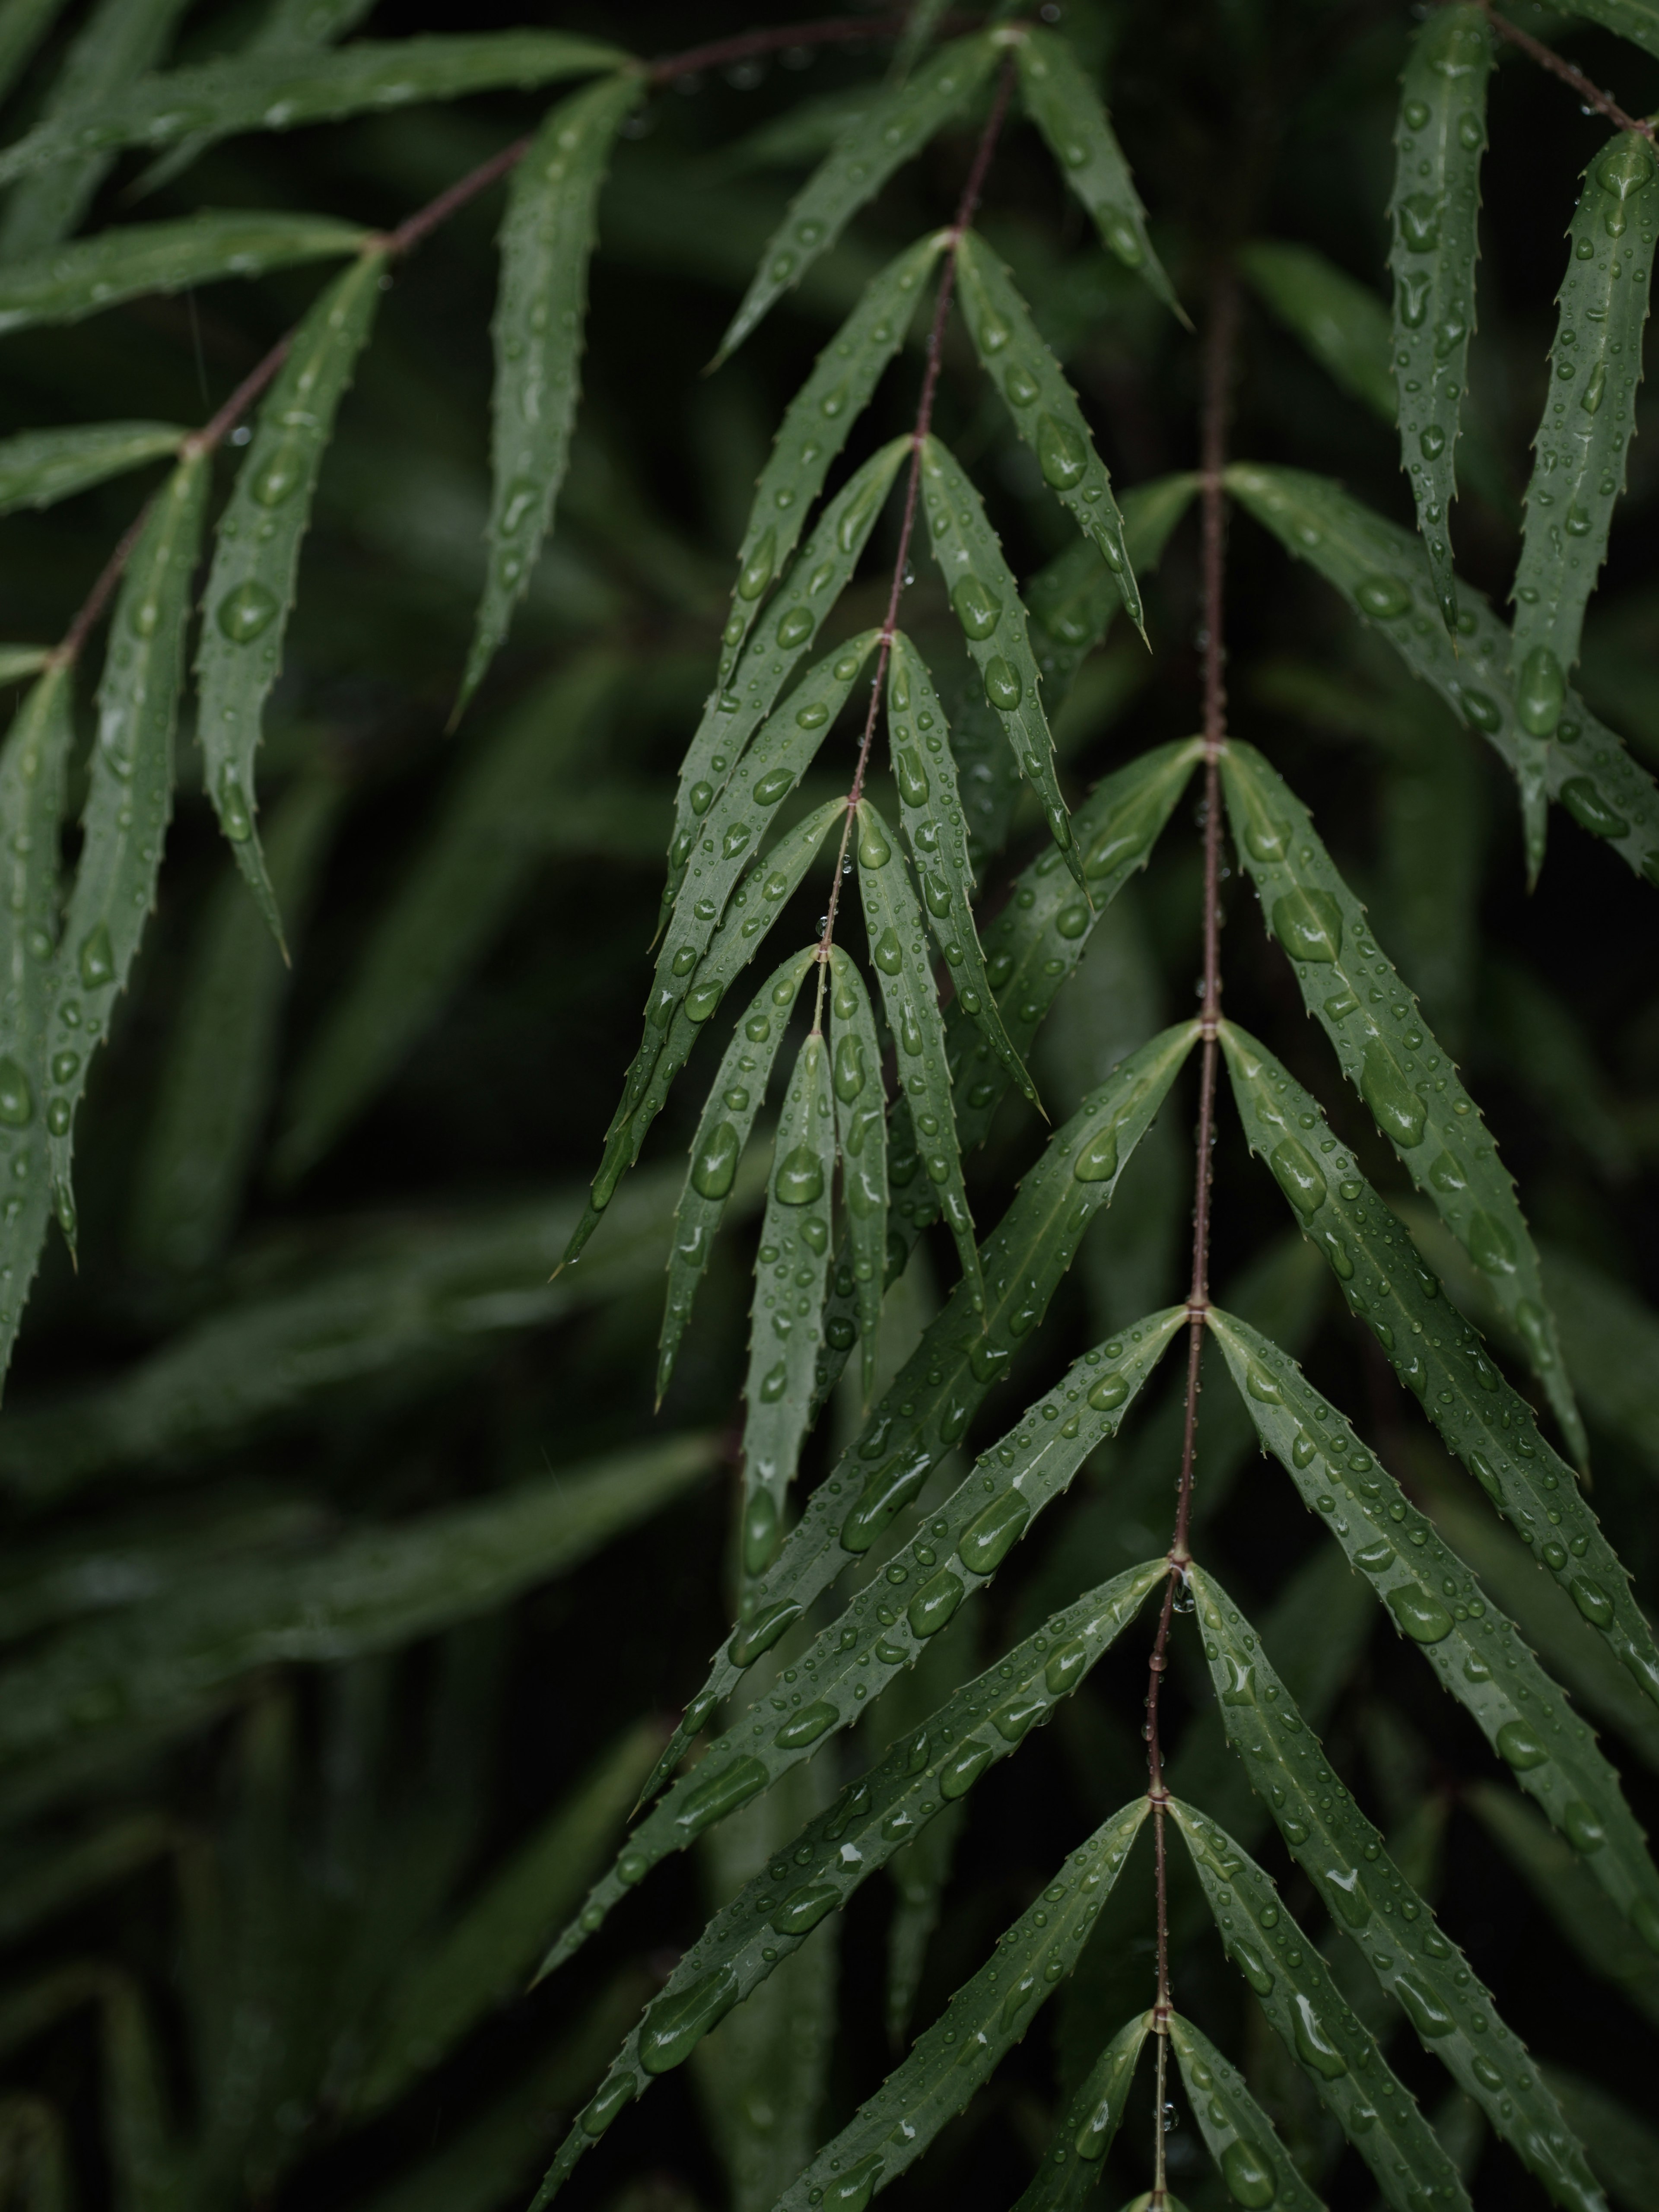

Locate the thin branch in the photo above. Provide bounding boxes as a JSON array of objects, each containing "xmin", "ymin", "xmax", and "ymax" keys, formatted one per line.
[
  {"xmin": 53, "ymin": 501, "xmax": 157, "ymax": 668},
  {"xmin": 380, "ymin": 132, "xmax": 533, "ymax": 257},
  {"xmin": 648, "ymin": 12, "xmax": 968, "ymax": 86},
  {"xmin": 1481, "ymin": 2, "xmax": 1656, "ymax": 140}
]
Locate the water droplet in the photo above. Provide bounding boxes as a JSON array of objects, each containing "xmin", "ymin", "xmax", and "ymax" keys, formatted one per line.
[
  {"xmin": 215, "ymin": 580, "xmax": 279, "ymax": 643},
  {"xmin": 1496, "ymin": 1719, "xmax": 1548, "ymax": 1771},
  {"xmin": 77, "ymin": 924, "xmax": 114, "ymax": 990},
  {"xmin": 1036, "ymin": 414, "xmax": 1088, "ymax": 490},
  {"xmin": 738, "ymin": 528, "xmax": 775, "ymax": 601},
  {"xmin": 1269, "ymin": 886, "xmax": 1343, "ymax": 962},
  {"xmin": 1291, "ymin": 1993, "xmax": 1348, "ymax": 2079},
  {"xmin": 859, "ymin": 814, "xmax": 892, "ymax": 870},
  {"xmin": 938, "ymin": 1739, "xmax": 994, "ymax": 1799},
  {"xmin": 0, "ymin": 1058, "xmax": 32, "ymax": 1128},
  {"xmin": 907, "ymin": 1566, "xmax": 965, "ymax": 1639},
  {"xmin": 674, "ymin": 1755, "xmax": 768, "ymax": 1837},
  {"xmin": 639, "ymin": 1963, "xmax": 742, "ymax": 2073},
  {"xmin": 581, "ymin": 2072, "xmax": 634, "ymax": 2137},
  {"xmin": 1394, "ymin": 1972, "xmax": 1455, "ymax": 2038},
  {"xmin": 1220, "ymin": 2137, "xmax": 1277, "ymax": 2207},
  {"xmin": 693, "ymin": 1122, "xmax": 740, "ymax": 1199},
  {"xmin": 1072, "ymin": 1121, "xmax": 1119, "ymax": 1183},
  {"xmin": 1269, "ymin": 1135, "xmax": 1327, "ymax": 1219},
  {"xmin": 1355, "ymin": 573, "xmax": 1412, "ymax": 620},
  {"xmin": 775, "ymin": 606, "xmax": 814, "ymax": 650},
  {"xmin": 1398, "ymin": 193, "xmax": 1442, "ymax": 252},
  {"xmin": 775, "ymin": 1144, "xmax": 824, "ymax": 1205},
  {"xmin": 951, "ymin": 575, "xmax": 1001, "ymax": 639},
  {"xmin": 775, "ymin": 1700, "xmax": 837, "ymax": 1749},
  {"xmin": 1560, "ymin": 776, "xmax": 1628, "ymax": 838},
  {"xmin": 1457, "ymin": 686, "xmax": 1502, "ymax": 734},
  {"xmin": 771, "ymin": 1881, "xmax": 839, "ymax": 1934},
  {"xmin": 1360, "ymin": 1043, "xmax": 1426, "ymax": 1147},
  {"xmin": 1386, "ymin": 1584, "xmax": 1454, "ymax": 1643},
  {"xmin": 1515, "ymin": 644, "xmax": 1564, "ymax": 738},
  {"xmin": 1562, "ymin": 1801, "xmax": 1605, "ymax": 1853},
  {"xmin": 895, "ymin": 745, "xmax": 930, "ymax": 809},
  {"xmin": 1580, "ymin": 362, "xmax": 1607, "ymax": 415}
]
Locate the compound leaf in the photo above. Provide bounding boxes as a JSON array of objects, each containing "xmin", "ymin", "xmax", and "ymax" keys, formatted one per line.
[
  {"xmin": 1221, "ymin": 1020, "xmax": 1659, "ymax": 1714},
  {"xmin": 1388, "ymin": 5, "xmax": 1492, "ymax": 633},
  {"xmin": 1014, "ymin": 28, "xmax": 1181, "ymax": 318},
  {"xmin": 919, "ymin": 432, "xmax": 1081, "ymax": 882},
  {"xmin": 0, "ymin": 423, "xmax": 184, "ymax": 518},
  {"xmin": 47, "ymin": 453, "xmax": 208, "ymax": 1253},
  {"xmin": 658, "ymin": 946, "xmax": 818, "ymax": 1407},
  {"xmin": 887, "ymin": 632, "xmax": 1035, "ymax": 1106},
  {"xmin": 1168, "ymin": 2012, "xmax": 1325, "ymax": 2212},
  {"xmin": 856, "ymin": 795, "xmax": 981, "ymax": 1305},
  {"xmin": 1189, "ymin": 1564, "xmax": 1602, "ymax": 2212},
  {"xmin": 197, "ymin": 250, "xmax": 385, "ymax": 944},
  {"xmin": 1208, "ymin": 1308, "xmax": 1659, "ymax": 1951},
  {"xmin": 1172, "ymin": 1797, "xmax": 1471, "ymax": 2212},
  {"xmin": 458, "ymin": 70, "xmax": 642, "ymax": 717},
  {"xmin": 1226, "ymin": 461, "xmax": 1659, "ymax": 885},
  {"xmin": 1013, "ymin": 2011, "xmax": 1150, "ymax": 2212},
  {"xmin": 1220, "ymin": 737, "xmax": 1581, "ymax": 1456},
  {"xmin": 535, "ymin": 1566, "xmax": 1163, "ymax": 2203},
  {"xmin": 826, "ymin": 947, "xmax": 887, "ymax": 1411},
  {"xmin": 715, "ymin": 31, "xmax": 999, "ymax": 362},
  {"xmin": 954, "ymin": 230, "xmax": 1141, "ymax": 634}
]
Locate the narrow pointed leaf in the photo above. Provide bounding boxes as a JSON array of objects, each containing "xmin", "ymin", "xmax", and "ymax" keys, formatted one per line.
[
  {"xmin": 826, "ymin": 947, "xmax": 887, "ymax": 1409},
  {"xmin": 1220, "ymin": 1020, "xmax": 1659, "ymax": 1713},
  {"xmin": 555, "ymin": 1307, "xmax": 1182, "ymax": 1968},
  {"xmin": 1172, "ymin": 1797, "xmax": 1471, "ymax": 2212},
  {"xmin": 665, "ymin": 439, "xmax": 908, "ymax": 928},
  {"xmin": 1221, "ymin": 737, "xmax": 1581, "ymax": 1456},
  {"xmin": 565, "ymin": 795, "xmax": 847, "ymax": 1266},
  {"xmin": 48, "ymin": 454, "xmax": 208, "ymax": 1252},
  {"xmin": 197, "ymin": 251, "xmax": 384, "ymax": 942},
  {"xmin": 1189, "ymin": 1564, "xmax": 1603, "ymax": 2212},
  {"xmin": 534, "ymin": 1566, "xmax": 1163, "ymax": 2202},
  {"xmin": 627, "ymin": 1021, "xmax": 1197, "ymax": 1815},
  {"xmin": 0, "ymin": 0, "xmax": 70, "ymax": 109},
  {"xmin": 0, "ymin": 648, "xmax": 48, "ymax": 684},
  {"xmin": 1226, "ymin": 462, "xmax": 1659, "ymax": 886},
  {"xmin": 0, "ymin": 424, "xmax": 184, "ymax": 518},
  {"xmin": 1014, "ymin": 29, "xmax": 1182, "ymax": 318},
  {"xmin": 715, "ymin": 32, "xmax": 999, "ymax": 362},
  {"xmin": 1168, "ymin": 2012, "xmax": 1325, "ymax": 2212},
  {"xmin": 719, "ymin": 233, "xmax": 945, "ymax": 688},
  {"xmin": 770, "ymin": 1799, "xmax": 1150, "ymax": 2212},
  {"xmin": 458, "ymin": 71, "xmax": 642, "ymax": 716},
  {"xmin": 1510, "ymin": 128, "xmax": 1657, "ymax": 809},
  {"xmin": 1238, "ymin": 240, "xmax": 1395, "ymax": 421},
  {"xmin": 0, "ymin": 666, "xmax": 74, "ymax": 1392},
  {"xmin": 740, "ymin": 1030, "xmax": 837, "ymax": 1574},
  {"xmin": 0, "ymin": 213, "xmax": 369, "ymax": 335},
  {"xmin": 1013, "ymin": 2012, "xmax": 1150, "ymax": 2212},
  {"xmin": 856, "ymin": 796, "xmax": 982, "ymax": 1304},
  {"xmin": 658, "ymin": 947, "xmax": 817, "ymax": 1405},
  {"xmin": 1566, "ymin": 0, "xmax": 1659, "ymax": 57},
  {"xmin": 1388, "ymin": 5, "xmax": 1491, "ymax": 633},
  {"xmin": 954, "ymin": 230, "xmax": 1141, "ymax": 634},
  {"xmin": 920, "ymin": 433, "xmax": 1082, "ymax": 880},
  {"xmin": 887, "ymin": 632, "xmax": 1035, "ymax": 1104},
  {"xmin": 0, "ymin": 34, "xmax": 630, "ymax": 186},
  {"xmin": 1214, "ymin": 1306, "xmax": 1659, "ymax": 1942},
  {"xmin": 1544, "ymin": 2071, "xmax": 1659, "ymax": 2212},
  {"xmin": 886, "ymin": 1799, "xmax": 961, "ymax": 2050}
]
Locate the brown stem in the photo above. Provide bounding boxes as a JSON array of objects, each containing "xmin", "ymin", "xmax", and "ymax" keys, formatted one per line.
[
  {"xmin": 814, "ymin": 54, "xmax": 1016, "ymax": 983},
  {"xmin": 1142, "ymin": 276, "xmax": 1239, "ymax": 2180},
  {"xmin": 53, "ymin": 501, "xmax": 157, "ymax": 668},
  {"xmin": 381, "ymin": 133, "xmax": 533, "ymax": 257},
  {"xmin": 648, "ymin": 12, "xmax": 969, "ymax": 86},
  {"xmin": 1480, "ymin": 2, "xmax": 1655, "ymax": 140}
]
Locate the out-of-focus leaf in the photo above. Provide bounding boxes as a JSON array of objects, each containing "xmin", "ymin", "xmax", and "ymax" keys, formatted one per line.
[
  {"xmin": 0, "ymin": 0, "xmax": 70, "ymax": 109},
  {"xmin": 0, "ymin": 1812, "xmax": 173, "ymax": 1944},
  {"xmin": 1239, "ymin": 238, "xmax": 1394, "ymax": 420},
  {"xmin": 0, "ymin": 648, "xmax": 48, "ymax": 683},
  {"xmin": 0, "ymin": 423, "xmax": 183, "ymax": 517},
  {"xmin": 0, "ymin": 214, "xmax": 370, "ymax": 334},
  {"xmin": 1545, "ymin": 2068, "xmax": 1659, "ymax": 2212}
]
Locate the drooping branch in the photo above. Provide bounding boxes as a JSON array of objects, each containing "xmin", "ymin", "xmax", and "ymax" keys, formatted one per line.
[{"xmin": 1481, "ymin": 1, "xmax": 1656, "ymax": 141}]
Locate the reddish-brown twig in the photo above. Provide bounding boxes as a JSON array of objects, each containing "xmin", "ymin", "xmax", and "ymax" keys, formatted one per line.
[{"xmin": 1480, "ymin": 2, "xmax": 1656, "ymax": 140}]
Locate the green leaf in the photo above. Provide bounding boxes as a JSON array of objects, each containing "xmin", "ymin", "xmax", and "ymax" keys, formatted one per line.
[
  {"xmin": 856, "ymin": 794, "xmax": 982, "ymax": 1305},
  {"xmin": 0, "ymin": 648, "xmax": 48, "ymax": 684},
  {"xmin": 0, "ymin": 0, "xmax": 70, "ymax": 109},
  {"xmin": 887, "ymin": 633, "xmax": 1035, "ymax": 1104},
  {"xmin": 127, "ymin": 774, "xmax": 339, "ymax": 1277},
  {"xmin": 740, "ymin": 1027, "xmax": 837, "ymax": 1575},
  {"xmin": 0, "ymin": 423, "xmax": 184, "ymax": 518},
  {"xmin": 826, "ymin": 947, "xmax": 887, "ymax": 1411},
  {"xmin": 1387, "ymin": 5, "xmax": 1491, "ymax": 635},
  {"xmin": 1208, "ymin": 1307, "xmax": 1659, "ymax": 1948},
  {"xmin": 457, "ymin": 71, "xmax": 642, "ymax": 717},
  {"xmin": 718, "ymin": 232, "xmax": 945, "ymax": 688},
  {"xmin": 0, "ymin": 1812, "xmax": 173, "ymax": 1945},
  {"xmin": 197, "ymin": 253, "xmax": 383, "ymax": 943},
  {"xmin": 1545, "ymin": 2069, "xmax": 1659, "ymax": 2212},
  {"xmin": 0, "ymin": 1436, "xmax": 714, "ymax": 1777},
  {"xmin": 664, "ymin": 438, "xmax": 908, "ymax": 930},
  {"xmin": 1172, "ymin": 1797, "xmax": 1471, "ymax": 2212},
  {"xmin": 1220, "ymin": 1020, "xmax": 1659, "ymax": 1714},
  {"xmin": 552, "ymin": 1304, "xmax": 1181, "ymax": 1970},
  {"xmin": 566, "ymin": 795, "xmax": 848, "ymax": 1267},
  {"xmin": 1466, "ymin": 1783, "xmax": 1659, "ymax": 2027},
  {"xmin": 350, "ymin": 1722, "xmax": 660, "ymax": 2113},
  {"xmin": 534, "ymin": 1563, "xmax": 1164, "ymax": 2202},
  {"xmin": 953, "ymin": 230, "xmax": 1141, "ymax": 636},
  {"xmin": 1510, "ymin": 127, "xmax": 1658, "ymax": 823},
  {"xmin": 0, "ymin": 212, "xmax": 370, "ymax": 335},
  {"xmin": 629, "ymin": 1020, "xmax": 1197, "ymax": 1815},
  {"xmin": 1565, "ymin": 0, "xmax": 1659, "ymax": 57},
  {"xmin": 1168, "ymin": 2011, "xmax": 1325, "ymax": 2212},
  {"xmin": 1238, "ymin": 238, "xmax": 1395, "ymax": 422},
  {"xmin": 1189, "ymin": 1562, "xmax": 1603, "ymax": 2212},
  {"xmin": 1013, "ymin": 28, "xmax": 1182, "ymax": 319},
  {"xmin": 0, "ymin": 33, "xmax": 631, "ymax": 187},
  {"xmin": 278, "ymin": 648, "xmax": 622, "ymax": 1185},
  {"xmin": 48, "ymin": 452, "xmax": 208, "ymax": 1253},
  {"xmin": 919, "ymin": 432, "xmax": 1083, "ymax": 883},
  {"xmin": 1013, "ymin": 2011, "xmax": 1149, "ymax": 2212},
  {"xmin": 0, "ymin": 0, "xmax": 192, "ymax": 260},
  {"xmin": 715, "ymin": 31, "xmax": 999, "ymax": 363},
  {"xmin": 1220, "ymin": 737, "xmax": 1581, "ymax": 1457},
  {"xmin": 658, "ymin": 946, "xmax": 818, "ymax": 1407},
  {"xmin": 0, "ymin": 664, "xmax": 74, "ymax": 1395},
  {"xmin": 1226, "ymin": 461, "xmax": 1659, "ymax": 886},
  {"xmin": 769, "ymin": 1799, "xmax": 1150, "ymax": 2212}
]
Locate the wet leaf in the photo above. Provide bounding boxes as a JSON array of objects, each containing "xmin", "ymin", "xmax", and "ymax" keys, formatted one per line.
[
  {"xmin": 1168, "ymin": 2011, "xmax": 1325, "ymax": 2212},
  {"xmin": 1013, "ymin": 2011, "xmax": 1149, "ymax": 2212},
  {"xmin": 0, "ymin": 422, "xmax": 184, "ymax": 517},
  {"xmin": 826, "ymin": 946, "xmax": 887, "ymax": 1411},
  {"xmin": 0, "ymin": 212, "xmax": 370, "ymax": 334}
]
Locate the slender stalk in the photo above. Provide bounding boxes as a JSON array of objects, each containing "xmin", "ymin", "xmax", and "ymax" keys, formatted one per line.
[
  {"xmin": 1480, "ymin": 2, "xmax": 1656, "ymax": 140},
  {"xmin": 812, "ymin": 55, "xmax": 1016, "ymax": 1020},
  {"xmin": 1142, "ymin": 272, "xmax": 1239, "ymax": 2203},
  {"xmin": 648, "ymin": 11, "xmax": 966, "ymax": 86}
]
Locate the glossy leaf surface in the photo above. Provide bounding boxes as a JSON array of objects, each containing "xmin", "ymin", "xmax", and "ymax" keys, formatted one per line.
[
  {"xmin": 0, "ymin": 213, "xmax": 369, "ymax": 334},
  {"xmin": 826, "ymin": 947, "xmax": 887, "ymax": 1410},
  {"xmin": 1013, "ymin": 2012, "xmax": 1149, "ymax": 2212},
  {"xmin": 1168, "ymin": 2011, "xmax": 1324, "ymax": 2212}
]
